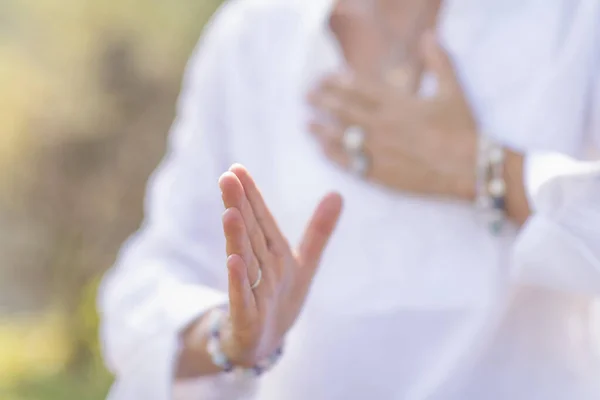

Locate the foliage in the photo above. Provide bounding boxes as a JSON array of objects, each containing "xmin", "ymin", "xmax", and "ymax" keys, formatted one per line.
[
  {"xmin": 0, "ymin": 0, "xmax": 223, "ymax": 395},
  {"xmin": 0, "ymin": 369, "xmax": 112, "ymax": 400},
  {"xmin": 0, "ymin": 313, "xmax": 71, "ymax": 387}
]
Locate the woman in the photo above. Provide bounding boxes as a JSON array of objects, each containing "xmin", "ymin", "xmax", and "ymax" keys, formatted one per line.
[{"xmin": 99, "ymin": 0, "xmax": 600, "ymax": 399}]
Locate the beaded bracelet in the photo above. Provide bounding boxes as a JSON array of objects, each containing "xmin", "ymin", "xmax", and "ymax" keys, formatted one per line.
[
  {"xmin": 206, "ymin": 308, "xmax": 283, "ymax": 377},
  {"xmin": 475, "ymin": 135, "xmax": 506, "ymax": 235}
]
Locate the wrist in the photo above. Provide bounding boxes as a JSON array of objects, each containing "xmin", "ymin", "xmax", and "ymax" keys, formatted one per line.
[
  {"xmin": 176, "ymin": 313, "xmax": 224, "ymax": 379},
  {"xmin": 503, "ymin": 150, "xmax": 530, "ymax": 225},
  {"xmin": 471, "ymin": 138, "xmax": 531, "ymax": 231},
  {"xmin": 217, "ymin": 319, "xmax": 256, "ymax": 368},
  {"xmin": 206, "ymin": 308, "xmax": 284, "ymax": 376}
]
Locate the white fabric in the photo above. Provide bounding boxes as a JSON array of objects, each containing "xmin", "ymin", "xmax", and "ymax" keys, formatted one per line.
[{"xmin": 99, "ymin": 0, "xmax": 600, "ymax": 399}]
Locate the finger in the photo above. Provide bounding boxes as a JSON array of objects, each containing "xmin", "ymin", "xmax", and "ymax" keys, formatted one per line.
[
  {"xmin": 420, "ymin": 31, "xmax": 459, "ymax": 95},
  {"xmin": 307, "ymin": 90, "xmax": 373, "ymax": 128},
  {"xmin": 318, "ymin": 72, "xmax": 418, "ymax": 112},
  {"xmin": 323, "ymin": 142, "xmax": 351, "ymax": 171},
  {"xmin": 307, "ymin": 121, "xmax": 346, "ymax": 163},
  {"xmin": 228, "ymin": 164, "xmax": 289, "ymax": 253},
  {"xmin": 308, "ymin": 120, "xmax": 344, "ymax": 145},
  {"xmin": 219, "ymin": 172, "xmax": 270, "ymax": 267},
  {"xmin": 222, "ymin": 206, "xmax": 261, "ymax": 288},
  {"xmin": 227, "ymin": 254, "xmax": 256, "ymax": 328},
  {"xmin": 297, "ymin": 193, "xmax": 343, "ymax": 274},
  {"xmin": 311, "ymin": 130, "xmax": 375, "ymax": 180},
  {"xmin": 317, "ymin": 73, "xmax": 382, "ymax": 109}
]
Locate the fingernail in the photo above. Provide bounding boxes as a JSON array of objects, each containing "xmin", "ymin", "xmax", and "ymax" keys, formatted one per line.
[{"xmin": 229, "ymin": 163, "xmax": 244, "ymax": 173}]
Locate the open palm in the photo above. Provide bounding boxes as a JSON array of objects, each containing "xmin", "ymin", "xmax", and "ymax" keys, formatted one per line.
[{"xmin": 217, "ymin": 164, "xmax": 343, "ymax": 366}]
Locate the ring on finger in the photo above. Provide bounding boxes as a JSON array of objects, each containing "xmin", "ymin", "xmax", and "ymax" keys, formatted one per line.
[
  {"xmin": 342, "ymin": 125, "xmax": 366, "ymax": 154},
  {"xmin": 250, "ymin": 268, "xmax": 262, "ymax": 290},
  {"xmin": 349, "ymin": 151, "xmax": 370, "ymax": 178},
  {"xmin": 342, "ymin": 126, "xmax": 370, "ymax": 178}
]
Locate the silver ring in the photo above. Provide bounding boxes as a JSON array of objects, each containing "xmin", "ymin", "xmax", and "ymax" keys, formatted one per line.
[
  {"xmin": 250, "ymin": 268, "xmax": 262, "ymax": 290},
  {"xmin": 342, "ymin": 126, "xmax": 366, "ymax": 154}
]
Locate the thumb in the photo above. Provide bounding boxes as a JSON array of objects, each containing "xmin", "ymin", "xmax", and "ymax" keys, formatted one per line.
[
  {"xmin": 297, "ymin": 192, "xmax": 343, "ymax": 273},
  {"xmin": 420, "ymin": 31, "xmax": 459, "ymax": 95}
]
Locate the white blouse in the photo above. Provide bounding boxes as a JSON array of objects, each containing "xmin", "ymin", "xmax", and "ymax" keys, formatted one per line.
[{"xmin": 99, "ymin": 0, "xmax": 600, "ymax": 399}]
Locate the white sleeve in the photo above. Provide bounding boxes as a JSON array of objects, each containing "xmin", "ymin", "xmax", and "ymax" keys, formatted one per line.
[
  {"xmin": 98, "ymin": 3, "xmax": 256, "ymax": 399},
  {"xmin": 511, "ymin": 153, "xmax": 600, "ymax": 295},
  {"xmin": 510, "ymin": 15, "xmax": 600, "ymax": 294},
  {"xmin": 586, "ymin": 64, "xmax": 600, "ymax": 157}
]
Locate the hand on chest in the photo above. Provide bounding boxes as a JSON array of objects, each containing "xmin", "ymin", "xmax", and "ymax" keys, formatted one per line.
[{"xmin": 306, "ymin": 0, "xmax": 479, "ymax": 201}]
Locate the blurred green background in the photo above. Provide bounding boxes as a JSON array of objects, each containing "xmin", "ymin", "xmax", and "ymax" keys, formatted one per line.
[{"xmin": 0, "ymin": 1, "xmax": 222, "ymax": 398}]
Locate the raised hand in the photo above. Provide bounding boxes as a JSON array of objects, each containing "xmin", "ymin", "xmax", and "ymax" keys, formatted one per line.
[{"xmin": 217, "ymin": 164, "xmax": 343, "ymax": 366}]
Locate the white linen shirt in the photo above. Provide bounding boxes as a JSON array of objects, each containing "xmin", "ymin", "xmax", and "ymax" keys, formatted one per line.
[{"xmin": 99, "ymin": 0, "xmax": 600, "ymax": 399}]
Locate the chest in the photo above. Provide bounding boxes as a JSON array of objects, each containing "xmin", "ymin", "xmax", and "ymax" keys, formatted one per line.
[
  {"xmin": 227, "ymin": 0, "xmax": 585, "ymax": 158},
  {"xmin": 224, "ymin": 54, "xmax": 507, "ymax": 316},
  {"xmin": 219, "ymin": 0, "xmax": 583, "ymax": 314},
  {"xmin": 328, "ymin": 0, "xmax": 442, "ymax": 88}
]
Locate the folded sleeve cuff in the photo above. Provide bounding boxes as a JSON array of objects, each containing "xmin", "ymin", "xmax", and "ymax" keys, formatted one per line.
[
  {"xmin": 511, "ymin": 213, "xmax": 600, "ymax": 295},
  {"xmin": 104, "ymin": 263, "xmax": 259, "ymax": 400},
  {"xmin": 161, "ymin": 282, "xmax": 258, "ymax": 400},
  {"xmin": 159, "ymin": 278, "xmax": 229, "ymax": 333}
]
